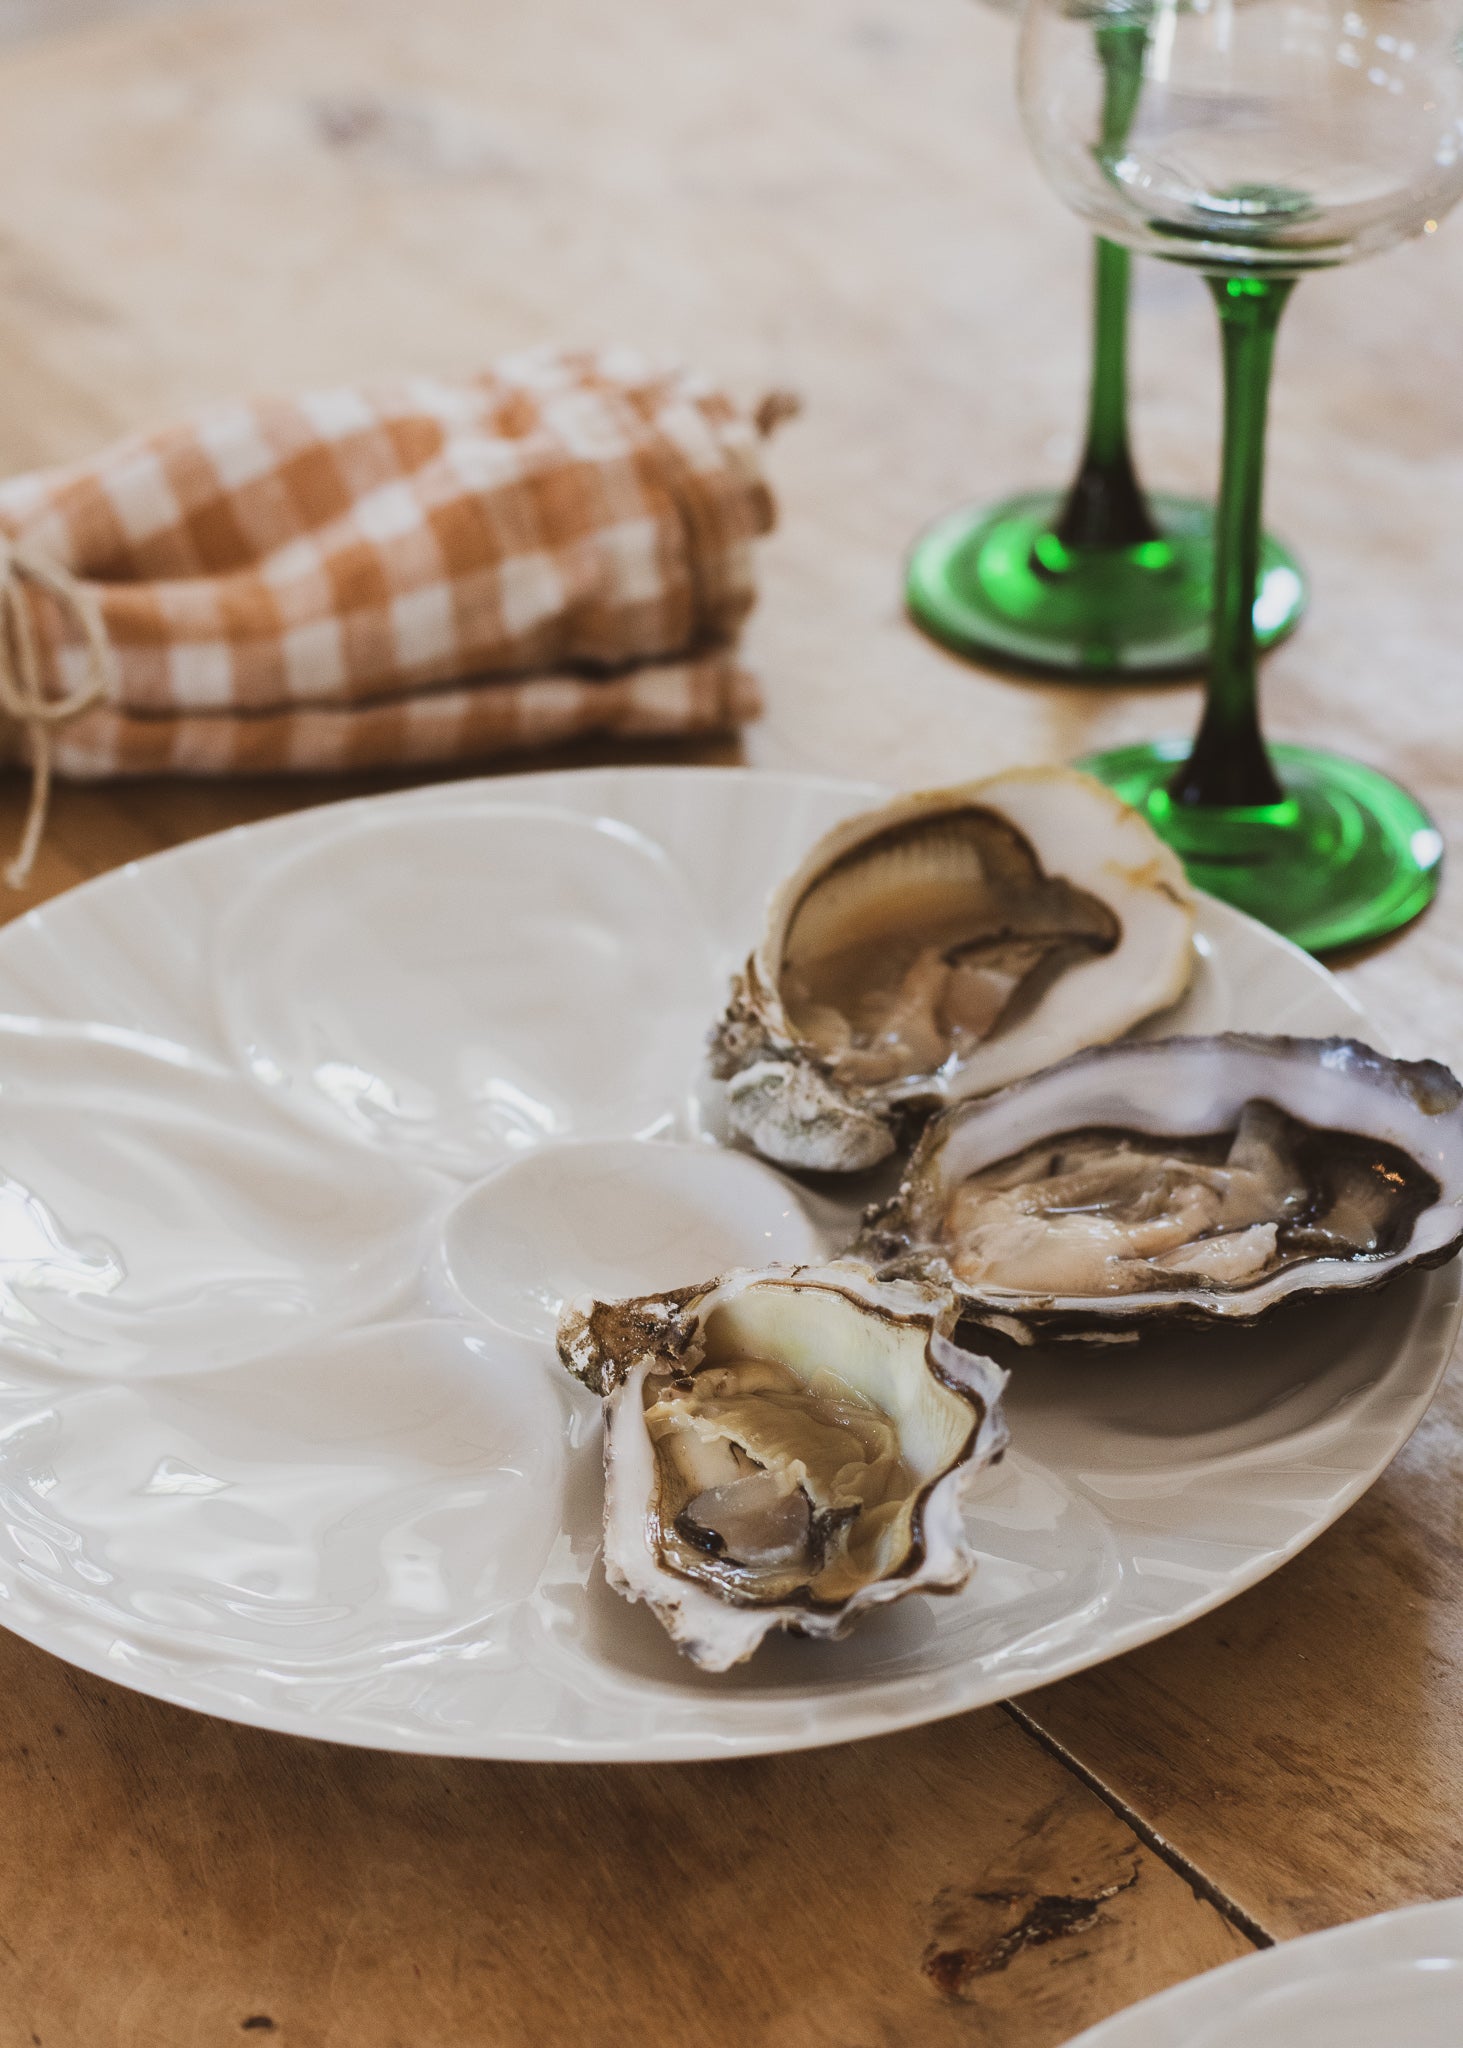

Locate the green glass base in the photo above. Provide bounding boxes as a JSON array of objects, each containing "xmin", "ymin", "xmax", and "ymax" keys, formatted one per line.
[
  {"xmin": 906, "ymin": 490, "xmax": 1306, "ymax": 680},
  {"xmin": 1077, "ymin": 739, "xmax": 1443, "ymax": 955}
]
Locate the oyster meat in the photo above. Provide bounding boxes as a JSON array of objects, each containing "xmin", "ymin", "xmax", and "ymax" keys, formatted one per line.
[
  {"xmin": 859, "ymin": 1035, "xmax": 1463, "ymax": 1339},
  {"xmin": 709, "ymin": 769, "xmax": 1195, "ymax": 1173},
  {"xmin": 557, "ymin": 1261, "xmax": 1008, "ymax": 1671}
]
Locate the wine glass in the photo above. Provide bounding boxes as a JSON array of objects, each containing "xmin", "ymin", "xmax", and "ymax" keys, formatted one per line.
[
  {"xmin": 906, "ymin": 0, "xmax": 1307, "ymax": 678},
  {"xmin": 1020, "ymin": 0, "xmax": 1463, "ymax": 950}
]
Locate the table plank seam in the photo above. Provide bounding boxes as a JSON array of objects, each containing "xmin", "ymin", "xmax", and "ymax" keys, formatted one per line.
[{"xmin": 1003, "ymin": 1699, "xmax": 1278, "ymax": 1951}]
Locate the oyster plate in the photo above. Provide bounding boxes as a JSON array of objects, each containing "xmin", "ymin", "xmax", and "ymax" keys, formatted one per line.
[{"xmin": 0, "ymin": 766, "xmax": 1453, "ymax": 1761}]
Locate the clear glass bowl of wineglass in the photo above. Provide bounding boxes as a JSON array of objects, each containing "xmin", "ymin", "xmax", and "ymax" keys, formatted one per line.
[
  {"xmin": 1030, "ymin": 0, "xmax": 1463, "ymax": 270},
  {"xmin": 908, "ymin": 0, "xmax": 1308, "ymax": 682},
  {"xmin": 1020, "ymin": 0, "xmax": 1463, "ymax": 951}
]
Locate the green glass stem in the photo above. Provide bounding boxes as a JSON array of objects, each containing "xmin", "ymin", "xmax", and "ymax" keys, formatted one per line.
[
  {"xmin": 901, "ymin": 9, "xmax": 1308, "ymax": 680},
  {"xmin": 1053, "ymin": 238, "xmax": 1159, "ymax": 553},
  {"xmin": 1169, "ymin": 275, "xmax": 1295, "ymax": 811},
  {"xmin": 1079, "ymin": 269, "xmax": 1440, "ymax": 951},
  {"xmin": 1054, "ymin": 20, "xmax": 1157, "ymax": 554}
]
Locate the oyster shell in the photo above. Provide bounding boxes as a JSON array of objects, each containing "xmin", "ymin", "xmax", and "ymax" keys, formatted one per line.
[
  {"xmin": 709, "ymin": 769, "xmax": 1196, "ymax": 1172},
  {"xmin": 557, "ymin": 1261, "xmax": 1008, "ymax": 1671},
  {"xmin": 858, "ymin": 1034, "xmax": 1463, "ymax": 1340}
]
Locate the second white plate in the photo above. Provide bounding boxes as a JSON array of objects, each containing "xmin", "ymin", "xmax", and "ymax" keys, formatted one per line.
[{"xmin": 1063, "ymin": 1896, "xmax": 1463, "ymax": 2047}]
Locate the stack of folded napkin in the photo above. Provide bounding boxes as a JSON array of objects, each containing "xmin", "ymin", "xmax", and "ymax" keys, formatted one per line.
[{"xmin": 0, "ymin": 346, "xmax": 781, "ymax": 880}]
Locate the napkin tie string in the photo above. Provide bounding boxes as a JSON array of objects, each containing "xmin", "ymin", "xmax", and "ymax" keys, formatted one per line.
[{"xmin": 0, "ymin": 538, "xmax": 110, "ymax": 889}]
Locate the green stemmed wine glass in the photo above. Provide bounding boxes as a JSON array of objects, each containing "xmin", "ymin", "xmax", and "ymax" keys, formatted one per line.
[
  {"xmin": 907, "ymin": 0, "xmax": 1308, "ymax": 679},
  {"xmin": 1019, "ymin": 0, "xmax": 1463, "ymax": 952}
]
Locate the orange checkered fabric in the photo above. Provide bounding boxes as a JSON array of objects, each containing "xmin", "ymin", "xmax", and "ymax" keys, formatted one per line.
[{"xmin": 0, "ymin": 347, "xmax": 775, "ymax": 784}]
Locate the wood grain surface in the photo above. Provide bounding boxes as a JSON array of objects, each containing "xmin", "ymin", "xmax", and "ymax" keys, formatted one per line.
[
  {"xmin": 0, "ymin": 1649, "xmax": 1251, "ymax": 2048},
  {"xmin": 1024, "ymin": 1356, "xmax": 1463, "ymax": 1941},
  {"xmin": 0, "ymin": 0, "xmax": 1459, "ymax": 2042}
]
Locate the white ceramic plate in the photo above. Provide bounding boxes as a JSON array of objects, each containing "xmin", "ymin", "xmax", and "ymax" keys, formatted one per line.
[
  {"xmin": 1063, "ymin": 1896, "xmax": 1463, "ymax": 2046},
  {"xmin": 0, "ymin": 766, "xmax": 1453, "ymax": 1760}
]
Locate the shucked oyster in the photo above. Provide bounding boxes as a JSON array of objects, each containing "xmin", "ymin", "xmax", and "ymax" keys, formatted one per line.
[
  {"xmin": 858, "ymin": 1034, "xmax": 1463, "ymax": 1340},
  {"xmin": 709, "ymin": 769, "xmax": 1195, "ymax": 1173},
  {"xmin": 557, "ymin": 1261, "xmax": 1008, "ymax": 1671}
]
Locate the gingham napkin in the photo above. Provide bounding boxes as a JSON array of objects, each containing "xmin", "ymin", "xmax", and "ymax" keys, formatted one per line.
[{"xmin": 0, "ymin": 347, "xmax": 779, "ymax": 878}]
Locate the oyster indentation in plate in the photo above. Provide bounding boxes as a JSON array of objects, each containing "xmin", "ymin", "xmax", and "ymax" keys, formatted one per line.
[
  {"xmin": 0, "ymin": 1023, "xmax": 436, "ymax": 1379},
  {"xmin": 214, "ymin": 803, "xmax": 722, "ymax": 1175},
  {"xmin": 0, "ymin": 1320, "xmax": 567, "ymax": 1665},
  {"xmin": 437, "ymin": 1138, "xmax": 826, "ymax": 1341}
]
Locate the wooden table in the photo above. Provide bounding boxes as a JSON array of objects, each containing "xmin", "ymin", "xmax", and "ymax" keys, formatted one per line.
[{"xmin": 1, "ymin": 1, "xmax": 1462, "ymax": 2041}]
